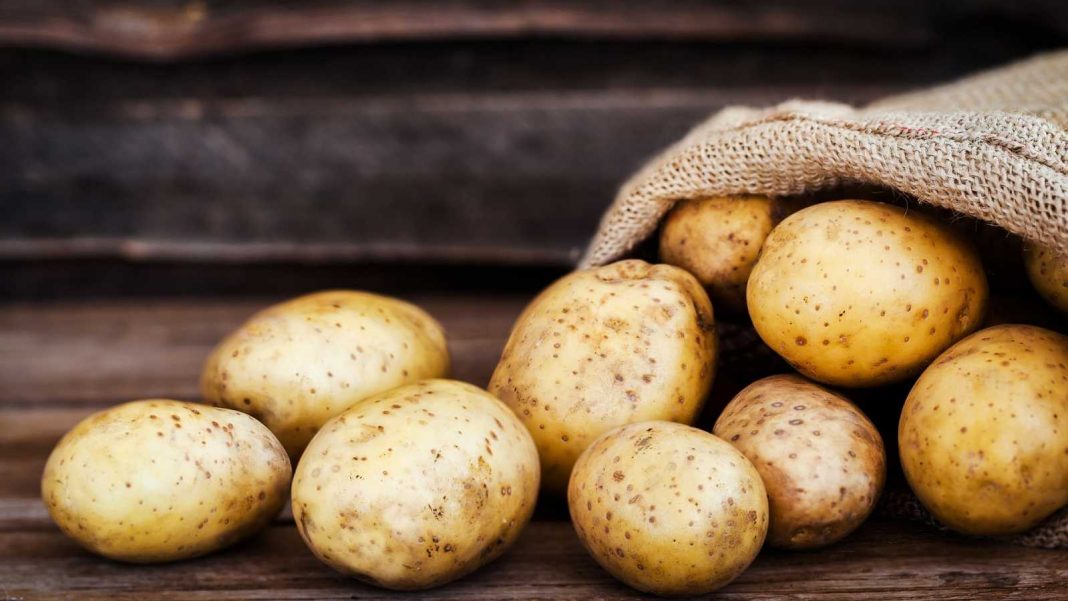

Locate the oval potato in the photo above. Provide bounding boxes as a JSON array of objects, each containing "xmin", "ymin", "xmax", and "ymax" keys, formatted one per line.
[
  {"xmin": 201, "ymin": 290, "xmax": 450, "ymax": 457},
  {"xmin": 899, "ymin": 325, "xmax": 1068, "ymax": 535},
  {"xmin": 292, "ymin": 379, "xmax": 539, "ymax": 590},
  {"xmin": 748, "ymin": 200, "xmax": 987, "ymax": 387},
  {"xmin": 489, "ymin": 260, "xmax": 717, "ymax": 493},
  {"xmin": 41, "ymin": 400, "xmax": 291, "ymax": 562},
  {"xmin": 568, "ymin": 421, "xmax": 767, "ymax": 596},
  {"xmin": 714, "ymin": 374, "xmax": 885, "ymax": 548},
  {"xmin": 1024, "ymin": 243, "xmax": 1068, "ymax": 314},
  {"xmin": 660, "ymin": 195, "xmax": 798, "ymax": 313}
]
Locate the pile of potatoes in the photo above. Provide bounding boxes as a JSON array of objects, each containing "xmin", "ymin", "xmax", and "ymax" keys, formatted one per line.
[{"xmin": 41, "ymin": 197, "xmax": 1068, "ymax": 596}]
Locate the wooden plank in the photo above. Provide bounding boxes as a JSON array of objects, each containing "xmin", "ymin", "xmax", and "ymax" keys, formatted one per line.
[
  {"xmin": 0, "ymin": 0, "xmax": 947, "ymax": 60},
  {"xmin": 2, "ymin": 519, "xmax": 1065, "ymax": 600},
  {"xmin": 3, "ymin": 40, "xmax": 1056, "ymax": 267},
  {"xmin": 2, "ymin": 0, "xmax": 1065, "ymax": 61}
]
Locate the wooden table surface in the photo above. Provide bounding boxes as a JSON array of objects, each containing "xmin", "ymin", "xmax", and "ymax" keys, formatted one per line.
[{"xmin": 2, "ymin": 295, "xmax": 1066, "ymax": 600}]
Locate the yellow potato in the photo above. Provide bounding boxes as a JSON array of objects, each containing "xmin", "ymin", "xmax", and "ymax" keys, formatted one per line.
[
  {"xmin": 489, "ymin": 260, "xmax": 717, "ymax": 493},
  {"xmin": 748, "ymin": 200, "xmax": 987, "ymax": 387},
  {"xmin": 201, "ymin": 290, "xmax": 450, "ymax": 457},
  {"xmin": 899, "ymin": 325, "xmax": 1068, "ymax": 535},
  {"xmin": 714, "ymin": 374, "xmax": 885, "ymax": 548},
  {"xmin": 292, "ymin": 379, "xmax": 539, "ymax": 590},
  {"xmin": 41, "ymin": 400, "xmax": 291, "ymax": 563},
  {"xmin": 1024, "ymin": 243, "xmax": 1068, "ymax": 314},
  {"xmin": 660, "ymin": 195, "xmax": 798, "ymax": 313},
  {"xmin": 568, "ymin": 421, "xmax": 767, "ymax": 596}
]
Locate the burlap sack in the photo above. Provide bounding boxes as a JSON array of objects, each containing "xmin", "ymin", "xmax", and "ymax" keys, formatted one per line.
[{"xmin": 581, "ymin": 50, "xmax": 1068, "ymax": 548}]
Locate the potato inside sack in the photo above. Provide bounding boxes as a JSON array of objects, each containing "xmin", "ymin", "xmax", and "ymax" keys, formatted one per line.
[
  {"xmin": 568, "ymin": 421, "xmax": 768, "ymax": 596},
  {"xmin": 41, "ymin": 400, "xmax": 291, "ymax": 563},
  {"xmin": 200, "ymin": 290, "xmax": 450, "ymax": 458},
  {"xmin": 747, "ymin": 199, "xmax": 988, "ymax": 387},
  {"xmin": 1024, "ymin": 243, "xmax": 1068, "ymax": 315},
  {"xmin": 291, "ymin": 379, "xmax": 539, "ymax": 591},
  {"xmin": 899, "ymin": 324, "xmax": 1068, "ymax": 536},
  {"xmin": 713, "ymin": 374, "xmax": 885, "ymax": 549},
  {"xmin": 489, "ymin": 259, "xmax": 717, "ymax": 494},
  {"xmin": 659, "ymin": 195, "xmax": 801, "ymax": 314}
]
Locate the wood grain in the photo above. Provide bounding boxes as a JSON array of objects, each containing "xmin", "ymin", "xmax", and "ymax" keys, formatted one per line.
[
  {"xmin": 3, "ymin": 34, "xmax": 1059, "ymax": 267},
  {"xmin": 3, "ymin": 518, "xmax": 1065, "ymax": 600},
  {"xmin": 0, "ymin": 0, "xmax": 947, "ymax": 60}
]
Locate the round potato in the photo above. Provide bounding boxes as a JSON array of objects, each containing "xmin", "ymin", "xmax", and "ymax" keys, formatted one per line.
[
  {"xmin": 660, "ymin": 195, "xmax": 798, "ymax": 313},
  {"xmin": 201, "ymin": 290, "xmax": 450, "ymax": 457},
  {"xmin": 489, "ymin": 260, "xmax": 717, "ymax": 493},
  {"xmin": 714, "ymin": 374, "xmax": 885, "ymax": 548},
  {"xmin": 748, "ymin": 200, "xmax": 987, "ymax": 387},
  {"xmin": 1024, "ymin": 243, "xmax": 1068, "ymax": 314},
  {"xmin": 41, "ymin": 400, "xmax": 291, "ymax": 563},
  {"xmin": 568, "ymin": 421, "xmax": 767, "ymax": 596},
  {"xmin": 292, "ymin": 379, "xmax": 539, "ymax": 590},
  {"xmin": 899, "ymin": 325, "xmax": 1068, "ymax": 535}
]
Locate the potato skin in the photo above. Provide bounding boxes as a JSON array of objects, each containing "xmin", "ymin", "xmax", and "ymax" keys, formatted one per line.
[
  {"xmin": 41, "ymin": 400, "xmax": 291, "ymax": 563},
  {"xmin": 713, "ymin": 374, "xmax": 885, "ymax": 549},
  {"xmin": 292, "ymin": 379, "xmax": 539, "ymax": 591},
  {"xmin": 748, "ymin": 200, "xmax": 987, "ymax": 387},
  {"xmin": 899, "ymin": 325, "xmax": 1068, "ymax": 535},
  {"xmin": 568, "ymin": 421, "xmax": 767, "ymax": 596},
  {"xmin": 489, "ymin": 260, "xmax": 717, "ymax": 493},
  {"xmin": 660, "ymin": 195, "xmax": 797, "ymax": 313},
  {"xmin": 200, "ymin": 290, "xmax": 450, "ymax": 457},
  {"xmin": 1024, "ymin": 243, "xmax": 1068, "ymax": 314}
]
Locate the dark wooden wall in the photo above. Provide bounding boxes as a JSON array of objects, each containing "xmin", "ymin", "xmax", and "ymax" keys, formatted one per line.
[{"xmin": 2, "ymin": 0, "xmax": 1066, "ymax": 294}]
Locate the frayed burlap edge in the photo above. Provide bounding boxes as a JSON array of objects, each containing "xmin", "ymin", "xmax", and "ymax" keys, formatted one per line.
[{"xmin": 579, "ymin": 50, "xmax": 1068, "ymax": 269}]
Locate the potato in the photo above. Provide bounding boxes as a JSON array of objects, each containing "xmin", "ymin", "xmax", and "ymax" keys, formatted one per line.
[
  {"xmin": 41, "ymin": 400, "xmax": 291, "ymax": 563},
  {"xmin": 568, "ymin": 421, "xmax": 767, "ymax": 596},
  {"xmin": 713, "ymin": 374, "xmax": 885, "ymax": 549},
  {"xmin": 291, "ymin": 379, "xmax": 539, "ymax": 590},
  {"xmin": 899, "ymin": 325, "xmax": 1068, "ymax": 535},
  {"xmin": 1024, "ymin": 243, "xmax": 1068, "ymax": 314},
  {"xmin": 201, "ymin": 290, "xmax": 450, "ymax": 457},
  {"xmin": 748, "ymin": 200, "xmax": 987, "ymax": 387},
  {"xmin": 489, "ymin": 260, "xmax": 717, "ymax": 493},
  {"xmin": 660, "ymin": 195, "xmax": 798, "ymax": 313}
]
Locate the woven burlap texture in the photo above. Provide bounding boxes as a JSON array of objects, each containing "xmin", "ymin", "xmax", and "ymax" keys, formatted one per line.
[
  {"xmin": 581, "ymin": 50, "xmax": 1068, "ymax": 547},
  {"xmin": 580, "ymin": 49, "xmax": 1068, "ymax": 269}
]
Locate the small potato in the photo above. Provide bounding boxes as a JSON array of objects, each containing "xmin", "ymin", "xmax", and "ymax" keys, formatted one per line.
[
  {"xmin": 748, "ymin": 200, "xmax": 987, "ymax": 387},
  {"xmin": 1024, "ymin": 243, "xmax": 1068, "ymax": 314},
  {"xmin": 660, "ymin": 195, "xmax": 798, "ymax": 313},
  {"xmin": 292, "ymin": 379, "xmax": 539, "ymax": 590},
  {"xmin": 713, "ymin": 374, "xmax": 885, "ymax": 549},
  {"xmin": 489, "ymin": 260, "xmax": 717, "ymax": 493},
  {"xmin": 201, "ymin": 290, "xmax": 450, "ymax": 457},
  {"xmin": 899, "ymin": 325, "xmax": 1068, "ymax": 535},
  {"xmin": 41, "ymin": 400, "xmax": 291, "ymax": 563},
  {"xmin": 569, "ymin": 421, "xmax": 767, "ymax": 596}
]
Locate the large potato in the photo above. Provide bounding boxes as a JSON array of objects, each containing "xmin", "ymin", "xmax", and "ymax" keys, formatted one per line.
[
  {"xmin": 748, "ymin": 200, "xmax": 987, "ymax": 387},
  {"xmin": 713, "ymin": 374, "xmax": 885, "ymax": 549},
  {"xmin": 899, "ymin": 325, "xmax": 1068, "ymax": 535},
  {"xmin": 201, "ymin": 290, "xmax": 450, "ymax": 457},
  {"xmin": 41, "ymin": 400, "xmax": 291, "ymax": 562},
  {"xmin": 489, "ymin": 260, "xmax": 717, "ymax": 493},
  {"xmin": 1024, "ymin": 243, "xmax": 1068, "ymax": 314},
  {"xmin": 569, "ymin": 421, "xmax": 767, "ymax": 596},
  {"xmin": 660, "ymin": 195, "xmax": 798, "ymax": 313},
  {"xmin": 292, "ymin": 379, "xmax": 539, "ymax": 590}
]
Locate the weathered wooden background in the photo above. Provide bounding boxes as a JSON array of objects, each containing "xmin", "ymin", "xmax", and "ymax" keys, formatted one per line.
[{"xmin": 2, "ymin": 0, "xmax": 1067, "ymax": 285}]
